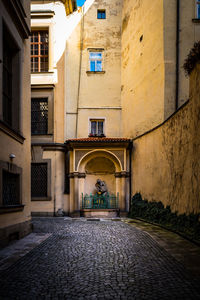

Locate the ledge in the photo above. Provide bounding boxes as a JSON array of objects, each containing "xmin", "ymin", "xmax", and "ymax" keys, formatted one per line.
[
  {"xmin": 0, "ymin": 121, "xmax": 25, "ymax": 144},
  {"xmin": 192, "ymin": 18, "xmax": 200, "ymax": 23},
  {"xmin": 31, "ymin": 10, "xmax": 55, "ymax": 18},
  {"xmin": 0, "ymin": 205, "xmax": 24, "ymax": 214},
  {"xmin": 86, "ymin": 71, "xmax": 106, "ymax": 75},
  {"xmin": 31, "ymin": 197, "xmax": 52, "ymax": 201}
]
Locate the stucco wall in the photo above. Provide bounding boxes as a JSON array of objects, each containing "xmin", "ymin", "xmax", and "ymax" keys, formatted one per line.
[
  {"xmin": 121, "ymin": 0, "xmax": 200, "ymax": 138},
  {"xmin": 65, "ymin": 0, "xmax": 122, "ymax": 139},
  {"xmin": 121, "ymin": 0, "xmax": 165, "ymax": 138},
  {"xmin": 0, "ymin": 1, "xmax": 31, "ymax": 232},
  {"xmin": 132, "ymin": 64, "xmax": 200, "ymax": 215}
]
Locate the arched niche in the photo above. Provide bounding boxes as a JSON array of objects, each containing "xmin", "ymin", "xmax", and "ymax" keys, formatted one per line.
[
  {"xmin": 85, "ymin": 157, "xmax": 116, "ymax": 195},
  {"xmin": 78, "ymin": 150, "xmax": 122, "ymax": 196}
]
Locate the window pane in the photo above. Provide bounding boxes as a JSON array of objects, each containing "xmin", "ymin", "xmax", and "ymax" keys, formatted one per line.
[
  {"xmin": 90, "ymin": 61, "xmax": 95, "ymax": 71},
  {"xmin": 31, "ymin": 30, "xmax": 48, "ymax": 72},
  {"xmin": 90, "ymin": 52, "xmax": 102, "ymax": 59},
  {"xmin": 91, "ymin": 121, "xmax": 97, "ymax": 134},
  {"xmin": 98, "ymin": 121, "xmax": 104, "ymax": 135},
  {"xmin": 31, "ymin": 98, "xmax": 48, "ymax": 134},
  {"xmin": 198, "ymin": 4, "xmax": 200, "ymax": 18},
  {"xmin": 97, "ymin": 10, "xmax": 106, "ymax": 19},
  {"xmin": 96, "ymin": 60, "xmax": 102, "ymax": 71}
]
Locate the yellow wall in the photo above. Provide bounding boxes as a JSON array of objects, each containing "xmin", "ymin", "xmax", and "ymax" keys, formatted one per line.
[
  {"xmin": 121, "ymin": 0, "xmax": 165, "ymax": 138},
  {"xmin": 65, "ymin": 0, "xmax": 122, "ymax": 138},
  {"xmin": 132, "ymin": 64, "xmax": 200, "ymax": 215},
  {"xmin": 122, "ymin": 0, "xmax": 200, "ymax": 138}
]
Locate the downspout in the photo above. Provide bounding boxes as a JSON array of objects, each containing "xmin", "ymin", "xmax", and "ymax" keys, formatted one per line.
[
  {"xmin": 129, "ymin": 141, "xmax": 133, "ymax": 213},
  {"xmin": 75, "ymin": 5, "xmax": 84, "ymax": 138},
  {"xmin": 175, "ymin": 0, "xmax": 180, "ymax": 110}
]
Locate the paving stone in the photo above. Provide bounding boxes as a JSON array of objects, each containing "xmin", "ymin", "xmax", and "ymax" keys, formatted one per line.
[{"xmin": 0, "ymin": 218, "xmax": 200, "ymax": 299}]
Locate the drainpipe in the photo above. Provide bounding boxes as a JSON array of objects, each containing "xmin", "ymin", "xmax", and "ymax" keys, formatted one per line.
[
  {"xmin": 129, "ymin": 141, "xmax": 133, "ymax": 213},
  {"xmin": 175, "ymin": 0, "xmax": 180, "ymax": 110},
  {"xmin": 75, "ymin": 5, "xmax": 84, "ymax": 138}
]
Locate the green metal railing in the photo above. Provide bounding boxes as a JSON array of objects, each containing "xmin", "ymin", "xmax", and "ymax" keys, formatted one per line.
[{"xmin": 82, "ymin": 193, "xmax": 119, "ymax": 209}]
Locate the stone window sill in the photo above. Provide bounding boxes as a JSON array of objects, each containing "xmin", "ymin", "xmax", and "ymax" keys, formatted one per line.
[
  {"xmin": 31, "ymin": 197, "xmax": 52, "ymax": 201},
  {"xmin": 86, "ymin": 71, "xmax": 106, "ymax": 75},
  {"xmin": 0, "ymin": 121, "xmax": 25, "ymax": 144},
  {"xmin": 192, "ymin": 18, "xmax": 200, "ymax": 23},
  {"xmin": 0, "ymin": 205, "xmax": 25, "ymax": 214}
]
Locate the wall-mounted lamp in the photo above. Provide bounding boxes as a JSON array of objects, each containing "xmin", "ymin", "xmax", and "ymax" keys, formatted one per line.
[{"xmin": 9, "ymin": 154, "xmax": 16, "ymax": 159}]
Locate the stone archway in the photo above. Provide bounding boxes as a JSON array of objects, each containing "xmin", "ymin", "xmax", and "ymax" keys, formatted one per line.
[{"xmin": 77, "ymin": 150, "xmax": 126, "ymax": 215}]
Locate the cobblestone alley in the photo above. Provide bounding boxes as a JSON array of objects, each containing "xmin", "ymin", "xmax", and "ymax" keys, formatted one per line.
[{"xmin": 0, "ymin": 218, "xmax": 200, "ymax": 300}]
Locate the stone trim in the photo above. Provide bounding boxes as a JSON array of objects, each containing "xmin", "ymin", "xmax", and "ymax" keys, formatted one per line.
[
  {"xmin": 69, "ymin": 172, "xmax": 86, "ymax": 178},
  {"xmin": 115, "ymin": 171, "xmax": 130, "ymax": 178},
  {"xmin": 0, "ymin": 121, "xmax": 25, "ymax": 144}
]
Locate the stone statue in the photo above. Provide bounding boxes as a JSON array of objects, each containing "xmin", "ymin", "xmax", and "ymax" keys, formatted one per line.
[{"xmin": 95, "ymin": 179, "xmax": 108, "ymax": 195}]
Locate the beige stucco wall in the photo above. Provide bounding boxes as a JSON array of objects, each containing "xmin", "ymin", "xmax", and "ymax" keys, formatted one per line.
[
  {"xmin": 65, "ymin": 0, "xmax": 122, "ymax": 139},
  {"xmin": 0, "ymin": 2, "xmax": 31, "ymax": 229},
  {"xmin": 31, "ymin": 150, "xmax": 67, "ymax": 215},
  {"xmin": 132, "ymin": 64, "xmax": 200, "ymax": 215}
]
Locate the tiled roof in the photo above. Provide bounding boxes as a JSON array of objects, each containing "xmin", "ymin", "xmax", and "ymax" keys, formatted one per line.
[{"xmin": 65, "ymin": 137, "xmax": 131, "ymax": 143}]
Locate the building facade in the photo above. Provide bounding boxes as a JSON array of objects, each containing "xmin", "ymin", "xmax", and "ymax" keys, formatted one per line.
[
  {"xmin": 0, "ymin": 0, "xmax": 31, "ymax": 247},
  {"xmin": 30, "ymin": 0, "xmax": 200, "ymax": 218}
]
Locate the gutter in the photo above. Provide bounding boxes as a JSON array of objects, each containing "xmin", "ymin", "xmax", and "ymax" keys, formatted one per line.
[{"xmin": 175, "ymin": 0, "xmax": 180, "ymax": 110}]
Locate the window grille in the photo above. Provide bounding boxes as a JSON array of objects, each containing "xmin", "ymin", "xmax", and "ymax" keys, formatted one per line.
[
  {"xmin": 31, "ymin": 30, "xmax": 48, "ymax": 72},
  {"xmin": 31, "ymin": 98, "xmax": 48, "ymax": 135},
  {"xmin": 3, "ymin": 171, "xmax": 20, "ymax": 206},
  {"xmin": 31, "ymin": 163, "xmax": 47, "ymax": 198},
  {"xmin": 97, "ymin": 9, "xmax": 106, "ymax": 19}
]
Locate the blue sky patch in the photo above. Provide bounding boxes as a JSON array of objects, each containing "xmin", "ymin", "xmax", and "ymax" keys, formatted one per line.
[{"xmin": 76, "ymin": 0, "xmax": 86, "ymax": 7}]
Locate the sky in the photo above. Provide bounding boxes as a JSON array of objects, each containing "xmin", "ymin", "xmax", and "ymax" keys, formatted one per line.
[{"xmin": 76, "ymin": 0, "xmax": 86, "ymax": 6}]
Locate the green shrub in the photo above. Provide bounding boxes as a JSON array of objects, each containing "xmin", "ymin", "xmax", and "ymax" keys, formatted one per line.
[{"xmin": 129, "ymin": 193, "xmax": 200, "ymax": 242}]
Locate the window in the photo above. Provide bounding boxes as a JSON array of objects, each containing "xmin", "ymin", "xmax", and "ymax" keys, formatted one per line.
[
  {"xmin": 31, "ymin": 98, "xmax": 48, "ymax": 135},
  {"xmin": 2, "ymin": 23, "xmax": 20, "ymax": 131},
  {"xmin": 97, "ymin": 9, "xmax": 106, "ymax": 19},
  {"xmin": 89, "ymin": 52, "xmax": 102, "ymax": 72},
  {"xmin": 3, "ymin": 171, "xmax": 20, "ymax": 206},
  {"xmin": 197, "ymin": 1, "xmax": 200, "ymax": 18},
  {"xmin": 89, "ymin": 119, "xmax": 105, "ymax": 137},
  {"xmin": 31, "ymin": 163, "xmax": 47, "ymax": 198},
  {"xmin": 31, "ymin": 30, "xmax": 48, "ymax": 72}
]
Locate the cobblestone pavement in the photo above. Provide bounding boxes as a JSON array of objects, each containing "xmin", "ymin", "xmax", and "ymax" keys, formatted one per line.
[{"xmin": 0, "ymin": 218, "xmax": 200, "ymax": 300}]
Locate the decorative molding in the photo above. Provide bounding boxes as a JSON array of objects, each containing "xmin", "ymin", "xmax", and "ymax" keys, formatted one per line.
[
  {"xmin": 0, "ymin": 121, "xmax": 25, "ymax": 144},
  {"xmin": 31, "ymin": 11, "xmax": 55, "ymax": 18},
  {"xmin": 69, "ymin": 172, "xmax": 86, "ymax": 178}
]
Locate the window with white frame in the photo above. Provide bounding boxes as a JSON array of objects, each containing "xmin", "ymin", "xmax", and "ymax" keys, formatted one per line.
[
  {"xmin": 89, "ymin": 119, "xmax": 105, "ymax": 137},
  {"xmin": 197, "ymin": 1, "xmax": 200, "ymax": 18},
  {"xmin": 89, "ymin": 52, "xmax": 103, "ymax": 72}
]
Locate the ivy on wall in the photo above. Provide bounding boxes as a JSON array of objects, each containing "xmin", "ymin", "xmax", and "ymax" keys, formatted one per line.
[
  {"xmin": 129, "ymin": 193, "xmax": 200, "ymax": 242},
  {"xmin": 183, "ymin": 42, "xmax": 200, "ymax": 75}
]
